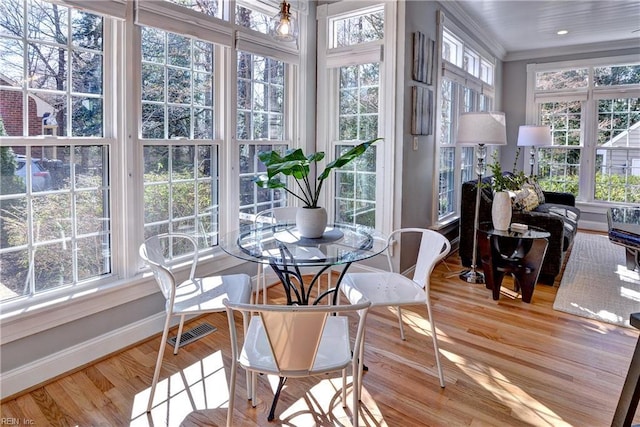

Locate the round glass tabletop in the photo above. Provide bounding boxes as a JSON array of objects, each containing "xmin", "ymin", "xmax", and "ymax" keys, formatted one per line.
[{"xmin": 220, "ymin": 223, "xmax": 388, "ymax": 267}]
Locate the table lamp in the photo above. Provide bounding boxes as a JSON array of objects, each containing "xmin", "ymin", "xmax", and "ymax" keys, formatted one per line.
[
  {"xmin": 457, "ymin": 111, "xmax": 507, "ymax": 284},
  {"xmin": 517, "ymin": 125, "xmax": 551, "ymax": 176}
]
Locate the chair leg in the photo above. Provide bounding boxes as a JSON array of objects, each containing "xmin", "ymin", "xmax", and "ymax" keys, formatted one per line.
[
  {"xmin": 352, "ymin": 350, "xmax": 361, "ymax": 427},
  {"xmin": 240, "ymin": 312, "xmax": 252, "ymax": 400},
  {"xmin": 227, "ymin": 359, "xmax": 237, "ymax": 427},
  {"xmin": 425, "ymin": 299, "xmax": 445, "ymax": 388},
  {"xmin": 173, "ymin": 315, "xmax": 186, "ymax": 355},
  {"xmin": 251, "ymin": 372, "xmax": 257, "ymax": 406},
  {"xmin": 147, "ymin": 313, "xmax": 172, "ymax": 412},
  {"xmin": 397, "ymin": 307, "xmax": 406, "ymax": 340},
  {"xmin": 341, "ymin": 368, "xmax": 347, "ymax": 407}
]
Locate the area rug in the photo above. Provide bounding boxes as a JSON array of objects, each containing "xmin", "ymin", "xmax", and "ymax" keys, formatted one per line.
[{"xmin": 553, "ymin": 232, "xmax": 640, "ymax": 328}]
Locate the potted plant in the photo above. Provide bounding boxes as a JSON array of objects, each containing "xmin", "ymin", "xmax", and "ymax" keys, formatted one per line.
[
  {"xmin": 486, "ymin": 149, "xmax": 526, "ymax": 230},
  {"xmin": 254, "ymin": 137, "xmax": 381, "ymax": 238}
]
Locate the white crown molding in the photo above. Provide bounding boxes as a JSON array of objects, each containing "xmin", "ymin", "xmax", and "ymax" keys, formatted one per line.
[
  {"xmin": 504, "ymin": 38, "xmax": 640, "ymax": 62},
  {"xmin": 437, "ymin": 1, "xmax": 507, "ymax": 61}
]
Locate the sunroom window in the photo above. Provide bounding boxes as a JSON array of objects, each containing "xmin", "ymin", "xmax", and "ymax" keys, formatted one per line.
[
  {"xmin": 140, "ymin": 27, "xmax": 219, "ymax": 248},
  {"xmin": 0, "ymin": 0, "xmax": 111, "ymax": 303},
  {"xmin": 529, "ymin": 58, "xmax": 640, "ymax": 203}
]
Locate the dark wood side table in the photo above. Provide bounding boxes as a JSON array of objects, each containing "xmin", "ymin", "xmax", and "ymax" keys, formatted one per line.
[
  {"xmin": 477, "ymin": 223, "xmax": 550, "ymax": 303},
  {"xmin": 611, "ymin": 312, "xmax": 640, "ymax": 427}
]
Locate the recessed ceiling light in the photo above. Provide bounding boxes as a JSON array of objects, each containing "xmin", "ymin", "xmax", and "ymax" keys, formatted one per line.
[{"xmin": 557, "ymin": 30, "xmax": 569, "ymax": 35}]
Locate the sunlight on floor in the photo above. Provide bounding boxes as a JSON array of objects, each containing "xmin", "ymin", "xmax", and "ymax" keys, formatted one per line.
[
  {"xmin": 131, "ymin": 351, "xmax": 229, "ymax": 426},
  {"xmin": 128, "ymin": 349, "xmax": 388, "ymax": 426},
  {"xmin": 443, "ymin": 349, "xmax": 572, "ymax": 427},
  {"xmin": 616, "ymin": 264, "xmax": 640, "ymax": 285}
]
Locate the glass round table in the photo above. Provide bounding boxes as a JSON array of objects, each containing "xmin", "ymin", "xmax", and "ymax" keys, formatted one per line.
[{"xmin": 221, "ymin": 223, "xmax": 388, "ymax": 305}]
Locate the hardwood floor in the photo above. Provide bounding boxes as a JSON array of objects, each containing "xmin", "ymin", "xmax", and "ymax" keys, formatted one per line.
[{"xmin": 2, "ymin": 243, "xmax": 639, "ymax": 426}]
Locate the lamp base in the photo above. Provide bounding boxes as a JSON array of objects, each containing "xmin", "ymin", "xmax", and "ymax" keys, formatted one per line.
[{"xmin": 459, "ymin": 269, "xmax": 485, "ymax": 284}]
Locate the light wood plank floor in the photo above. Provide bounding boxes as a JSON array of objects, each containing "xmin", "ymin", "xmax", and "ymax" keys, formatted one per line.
[{"xmin": 2, "ymin": 239, "xmax": 639, "ymax": 426}]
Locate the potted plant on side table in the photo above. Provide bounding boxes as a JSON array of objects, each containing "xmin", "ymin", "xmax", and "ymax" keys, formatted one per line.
[
  {"xmin": 254, "ymin": 138, "xmax": 381, "ymax": 238},
  {"xmin": 487, "ymin": 150, "xmax": 527, "ymax": 231}
]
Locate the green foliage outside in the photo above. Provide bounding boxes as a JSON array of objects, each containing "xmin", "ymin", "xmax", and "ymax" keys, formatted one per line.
[{"xmin": 538, "ymin": 173, "xmax": 640, "ymax": 203}]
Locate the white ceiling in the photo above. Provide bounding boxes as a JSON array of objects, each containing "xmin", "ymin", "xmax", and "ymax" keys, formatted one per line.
[{"xmin": 451, "ymin": 0, "xmax": 640, "ymax": 61}]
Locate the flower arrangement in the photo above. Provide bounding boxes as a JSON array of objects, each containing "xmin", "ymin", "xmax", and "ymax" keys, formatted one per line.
[
  {"xmin": 254, "ymin": 138, "xmax": 381, "ymax": 208},
  {"xmin": 487, "ymin": 149, "xmax": 527, "ymax": 192}
]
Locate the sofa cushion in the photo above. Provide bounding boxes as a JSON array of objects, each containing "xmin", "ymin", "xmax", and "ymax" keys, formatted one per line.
[
  {"xmin": 511, "ymin": 187, "xmax": 539, "ymax": 211},
  {"xmin": 526, "ymin": 178, "xmax": 546, "ymax": 204},
  {"xmin": 533, "ymin": 203, "xmax": 581, "ymax": 250}
]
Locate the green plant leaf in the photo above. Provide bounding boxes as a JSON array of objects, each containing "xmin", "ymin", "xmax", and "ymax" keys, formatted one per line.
[{"xmin": 318, "ymin": 138, "xmax": 381, "ymax": 180}]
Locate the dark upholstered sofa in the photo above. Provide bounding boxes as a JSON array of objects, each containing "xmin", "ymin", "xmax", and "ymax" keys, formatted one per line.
[{"xmin": 459, "ymin": 172, "xmax": 581, "ymax": 284}]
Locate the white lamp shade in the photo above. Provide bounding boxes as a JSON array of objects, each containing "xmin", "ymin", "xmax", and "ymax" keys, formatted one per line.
[
  {"xmin": 517, "ymin": 125, "xmax": 552, "ymax": 147},
  {"xmin": 456, "ymin": 112, "xmax": 507, "ymax": 146}
]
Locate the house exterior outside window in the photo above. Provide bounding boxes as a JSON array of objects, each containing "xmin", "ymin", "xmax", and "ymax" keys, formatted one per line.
[
  {"xmin": 526, "ymin": 57, "xmax": 640, "ymax": 203},
  {"xmin": 0, "ymin": 0, "xmax": 112, "ymax": 300}
]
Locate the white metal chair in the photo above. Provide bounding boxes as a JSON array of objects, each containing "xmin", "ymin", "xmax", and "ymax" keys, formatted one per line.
[
  {"xmin": 224, "ymin": 300, "xmax": 371, "ymax": 427},
  {"xmin": 254, "ymin": 207, "xmax": 332, "ymax": 304},
  {"xmin": 139, "ymin": 233, "xmax": 252, "ymax": 412},
  {"xmin": 340, "ymin": 228, "xmax": 451, "ymax": 388}
]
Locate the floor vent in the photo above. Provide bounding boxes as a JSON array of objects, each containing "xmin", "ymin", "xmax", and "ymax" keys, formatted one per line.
[{"xmin": 167, "ymin": 323, "xmax": 217, "ymax": 348}]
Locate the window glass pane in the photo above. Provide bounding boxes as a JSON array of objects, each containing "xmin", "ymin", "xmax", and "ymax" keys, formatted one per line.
[
  {"xmin": 594, "ymin": 64, "xmax": 640, "ymax": 86},
  {"xmin": 439, "ymin": 80, "xmax": 453, "ymax": 145},
  {"xmin": 236, "ymin": 4, "xmax": 271, "ymax": 34},
  {"xmin": 236, "ymin": 52, "xmax": 284, "ymax": 140},
  {"xmin": 595, "ymin": 148, "xmax": 640, "ymax": 203},
  {"xmin": 540, "ymin": 101, "xmax": 583, "ymax": 147},
  {"xmin": 0, "ymin": 144, "xmax": 110, "ymax": 302},
  {"xmin": 593, "ymin": 97, "xmax": 640, "ymax": 202},
  {"xmin": 535, "ymin": 69, "xmax": 588, "ymax": 90},
  {"xmin": 0, "ymin": 0, "xmax": 104, "ymax": 137},
  {"xmin": 165, "ymin": 0, "xmax": 223, "ymax": 19},
  {"xmin": 438, "ymin": 146, "xmax": 455, "ymax": 216},
  {"xmin": 330, "ymin": 8, "xmax": 384, "ymax": 48},
  {"xmin": 336, "ymin": 62, "xmax": 379, "ymax": 226},
  {"xmin": 143, "ymin": 144, "xmax": 218, "ymax": 248},
  {"xmin": 238, "ymin": 143, "xmax": 287, "ymax": 228},
  {"xmin": 537, "ymin": 101, "xmax": 582, "ymax": 195},
  {"xmin": 597, "ymin": 98, "xmax": 640, "ymax": 147},
  {"xmin": 237, "ymin": 52, "xmax": 286, "ymax": 226},
  {"xmin": 334, "ymin": 144, "xmax": 377, "ymax": 227},
  {"xmin": 537, "ymin": 147, "xmax": 580, "ymax": 195},
  {"xmin": 141, "ymin": 27, "xmax": 214, "ymax": 140},
  {"xmin": 442, "ymin": 30, "xmax": 462, "ymax": 67}
]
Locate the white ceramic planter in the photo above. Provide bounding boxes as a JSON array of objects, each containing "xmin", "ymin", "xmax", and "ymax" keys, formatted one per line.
[
  {"xmin": 492, "ymin": 191, "xmax": 512, "ymax": 231},
  {"xmin": 296, "ymin": 207, "xmax": 327, "ymax": 238}
]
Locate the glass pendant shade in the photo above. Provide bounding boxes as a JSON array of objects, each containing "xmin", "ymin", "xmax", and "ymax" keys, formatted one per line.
[{"xmin": 270, "ymin": 1, "xmax": 298, "ymax": 42}]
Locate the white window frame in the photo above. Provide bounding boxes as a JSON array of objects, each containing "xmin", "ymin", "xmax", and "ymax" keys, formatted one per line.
[
  {"xmin": 433, "ymin": 16, "xmax": 496, "ymax": 227},
  {"xmin": 0, "ymin": 0, "xmax": 308, "ymax": 344},
  {"xmin": 316, "ymin": 1, "xmax": 396, "ymax": 234},
  {"xmin": 525, "ymin": 55, "xmax": 640, "ymax": 205}
]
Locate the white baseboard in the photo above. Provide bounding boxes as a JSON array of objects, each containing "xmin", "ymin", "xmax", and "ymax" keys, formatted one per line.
[{"xmin": 1, "ymin": 312, "xmax": 167, "ymax": 400}]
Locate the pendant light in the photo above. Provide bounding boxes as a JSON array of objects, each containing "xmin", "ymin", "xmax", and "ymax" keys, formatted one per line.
[{"xmin": 270, "ymin": 0, "xmax": 298, "ymax": 42}]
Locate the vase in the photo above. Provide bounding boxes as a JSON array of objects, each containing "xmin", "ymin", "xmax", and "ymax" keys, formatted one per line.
[
  {"xmin": 492, "ymin": 191, "xmax": 512, "ymax": 231},
  {"xmin": 296, "ymin": 206, "xmax": 327, "ymax": 238}
]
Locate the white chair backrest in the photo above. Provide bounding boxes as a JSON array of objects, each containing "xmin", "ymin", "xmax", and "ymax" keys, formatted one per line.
[
  {"xmin": 255, "ymin": 206, "xmax": 298, "ymax": 225},
  {"xmin": 260, "ymin": 310, "xmax": 327, "ymax": 372},
  {"xmin": 225, "ymin": 301, "xmax": 371, "ymax": 375},
  {"xmin": 140, "ymin": 235, "xmax": 175, "ymax": 300},
  {"xmin": 139, "ymin": 233, "xmax": 200, "ymax": 300},
  {"xmin": 387, "ymin": 228, "xmax": 451, "ymax": 289}
]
